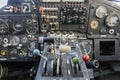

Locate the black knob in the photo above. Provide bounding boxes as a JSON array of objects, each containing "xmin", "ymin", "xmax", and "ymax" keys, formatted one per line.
[
  {"xmin": 100, "ymin": 28, "xmax": 107, "ymax": 34},
  {"xmin": 86, "ymin": 60, "xmax": 99, "ymax": 69}
]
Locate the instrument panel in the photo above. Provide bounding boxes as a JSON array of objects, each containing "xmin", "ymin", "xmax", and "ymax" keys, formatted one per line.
[
  {"xmin": 1, "ymin": 0, "xmax": 120, "ymax": 80},
  {"xmin": 0, "ymin": 0, "xmax": 119, "ymax": 61},
  {"xmin": 0, "ymin": 0, "xmax": 39, "ymax": 61},
  {"xmin": 0, "ymin": 0, "xmax": 120, "ymax": 71},
  {"xmin": 87, "ymin": 0, "xmax": 120, "ymax": 38},
  {"xmin": 0, "ymin": 14, "xmax": 39, "ymax": 35},
  {"xmin": 0, "ymin": 0, "xmax": 38, "ymax": 14},
  {"xmin": 39, "ymin": 0, "xmax": 89, "ymax": 33},
  {"xmin": 0, "ymin": 35, "xmax": 38, "ymax": 61}
]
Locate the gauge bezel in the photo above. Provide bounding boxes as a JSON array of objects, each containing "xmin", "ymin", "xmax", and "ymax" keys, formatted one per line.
[
  {"xmin": 28, "ymin": 41, "xmax": 38, "ymax": 51},
  {"xmin": 95, "ymin": 6, "xmax": 108, "ymax": 18},
  {"xmin": 90, "ymin": 20, "xmax": 99, "ymax": 29},
  {"xmin": 105, "ymin": 12, "xmax": 120, "ymax": 27},
  {"xmin": 21, "ymin": 36, "xmax": 28, "ymax": 44},
  {"xmin": 0, "ymin": 19, "xmax": 9, "ymax": 34},
  {"xmin": 26, "ymin": 23, "xmax": 38, "ymax": 35},
  {"xmin": 18, "ymin": 48, "xmax": 27, "ymax": 57},
  {"xmin": 13, "ymin": 23, "xmax": 24, "ymax": 33},
  {"xmin": 10, "ymin": 36, "xmax": 20, "ymax": 46},
  {"xmin": 9, "ymin": 48, "xmax": 18, "ymax": 57}
]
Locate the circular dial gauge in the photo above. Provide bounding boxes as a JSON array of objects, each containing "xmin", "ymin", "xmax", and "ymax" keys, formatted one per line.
[
  {"xmin": 0, "ymin": 19, "xmax": 9, "ymax": 34},
  {"xmin": 79, "ymin": 41, "xmax": 92, "ymax": 54},
  {"xmin": 26, "ymin": 24, "xmax": 38, "ymax": 35},
  {"xmin": 28, "ymin": 42, "xmax": 37, "ymax": 51},
  {"xmin": 90, "ymin": 20, "xmax": 99, "ymax": 29},
  {"xmin": 10, "ymin": 36, "xmax": 20, "ymax": 46},
  {"xmin": 96, "ymin": 6, "xmax": 107, "ymax": 18},
  {"xmin": 21, "ymin": 36, "xmax": 28, "ymax": 44},
  {"xmin": 18, "ymin": 48, "xmax": 27, "ymax": 57},
  {"xmin": 106, "ymin": 13, "xmax": 120, "ymax": 27},
  {"xmin": 10, "ymin": 49, "xmax": 18, "ymax": 57},
  {"xmin": 13, "ymin": 23, "xmax": 23, "ymax": 33}
]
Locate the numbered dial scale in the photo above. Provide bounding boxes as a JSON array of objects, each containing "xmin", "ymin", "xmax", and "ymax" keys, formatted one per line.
[{"xmin": 105, "ymin": 13, "xmax": 120, "ymax": 27}]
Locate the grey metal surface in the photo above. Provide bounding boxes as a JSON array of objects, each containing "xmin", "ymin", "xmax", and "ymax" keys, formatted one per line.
[
  {"xmin": 35, "ymin": 56, "xmax": 69, "ymax": 80},
  {"xmin": 76, "ymin": 42, "xmax": 91, "ymax": 80}
]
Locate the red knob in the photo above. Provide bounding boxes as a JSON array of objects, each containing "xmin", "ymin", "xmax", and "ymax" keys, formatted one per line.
[{"xmin": 82, "ymin": 54, "xmax": 90, "ymax": 62}]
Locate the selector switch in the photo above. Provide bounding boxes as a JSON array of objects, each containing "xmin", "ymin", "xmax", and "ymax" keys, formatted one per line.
[{"xmin": 21, "ymin": 3, "xmax": 31, "ymax": 13}]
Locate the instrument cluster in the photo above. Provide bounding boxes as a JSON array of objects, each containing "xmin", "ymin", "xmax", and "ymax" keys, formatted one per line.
[
  {"xmin": 39, "ymin": 0, "xmax": 89, "ymax": 33},
  {"xmin": 0, "ymin": 0, "xmax": 39, "ymax": 61},
  {"xmin": 0, "ymin": 35, "xmax": 38, "ymax": 61},
  {"xmin": 0, "ymin": 14, "xmax": 39, "ymax": 35},
  {"xmin": 0, "ymin": 0, "xmax": 38, "ymax": 14},
  {"xmin": 1, "ymin": 0, "xmax": 120, "ymax": 80},
  {"xmin": 0, "ymin": 0, "xmax": 120, "ymax": 63},
  {"xmin": 0, "ymin": 14, "xmax": 39, "ymax": 61},
  {"xmin": 87, "ymin": 0, "xmax": 120, "ymax": 38}
]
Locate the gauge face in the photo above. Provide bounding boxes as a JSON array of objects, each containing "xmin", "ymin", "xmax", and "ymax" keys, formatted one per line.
[
  {"xmin": 10, "ymin": 49, "xmax": 17, "ymax": 57},
  {"xmin": 0, "ymin": 19, "xmax": 9, "ymax": 34},
  {"xmin": 90, "ymin": 20, "xmax": 99, "ymax": 29},
  {"xmin": 106, "ymin": 13, "xmax": 119, "ymax": 27},
  {"xmin": 13, "ymin": 23, "xmax": 23, "ymax": 33},
  {"xmin": 26, "ymin": 24, "xmax": 38, "ymax": 35},
  {"xmin": 18, "ymin": 48, "xmax": 27, "ymax": 57},
  {"xmin": 96, "ymin": 6, "xmax": 107, "ymax": 18},
  {"xmin": 28, "ymin": 42, "xmax": 37, "ymax": 51},
  {"xmin": 10, "ymin": 36, "xmax": 20, "ymax": 46},
  {"xmin": 79, "ymin": 41, "xmax": 92, "ymax": 54},
  {"xmin": 21, "ymin": 36, "xmax": 28, "ymax": 43}
]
